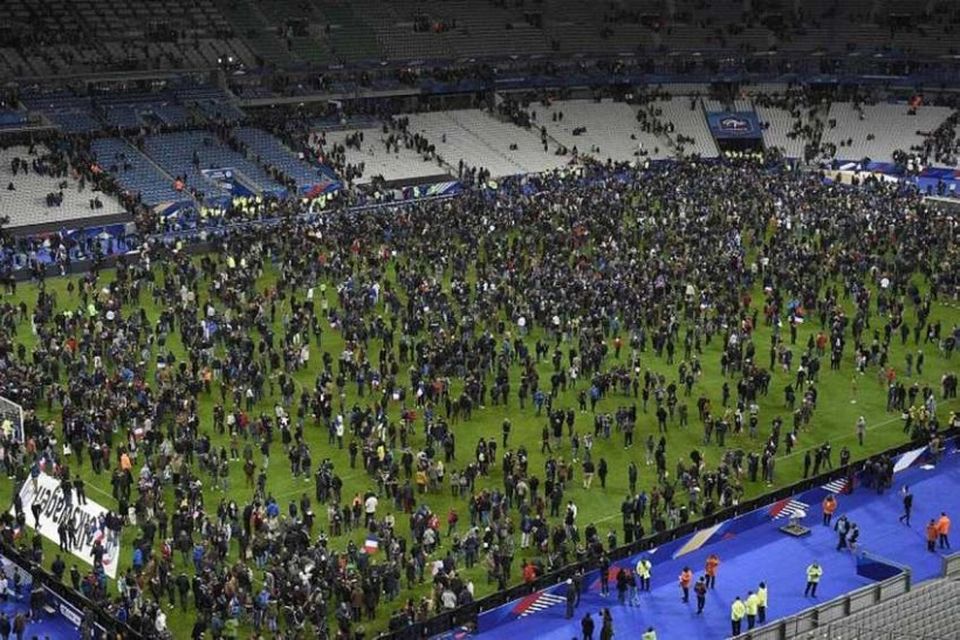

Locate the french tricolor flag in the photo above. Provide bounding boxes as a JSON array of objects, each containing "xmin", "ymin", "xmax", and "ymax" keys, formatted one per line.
[{"xmin": 364, "ymin": 534, "xmax": 379, "ymax": 554}]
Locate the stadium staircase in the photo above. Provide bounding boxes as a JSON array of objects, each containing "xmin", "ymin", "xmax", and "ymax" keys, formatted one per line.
[
  {"xmin": 213, "ymin": 0, "xmax": 298, "ymax": 67},
  {"xmin": 232, "ymin": 126, "xmax": 337, "ymax": 193},
  {"xmin": 90, "ymin": 138, "xmax": 192, "ymax": 208},
  {"xmin": 322, "ymin": 3, "xmax": 382, "ymax": 63},
  {"xmin": 443, "ymin": 111, "xmax": 528, "ymax": 176}
]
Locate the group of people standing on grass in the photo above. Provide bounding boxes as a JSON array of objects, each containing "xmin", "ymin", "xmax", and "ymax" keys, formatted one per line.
[{"xmin": 0, "ymin": 153, "xmax": 955, "ymax": 639}]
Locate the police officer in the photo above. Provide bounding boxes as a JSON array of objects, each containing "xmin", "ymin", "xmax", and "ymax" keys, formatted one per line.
[{"xmin": 805, "ymin": 562, "xmax": 823, "ymax": 597}]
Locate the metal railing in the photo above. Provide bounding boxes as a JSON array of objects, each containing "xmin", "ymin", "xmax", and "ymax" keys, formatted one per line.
[
  {"xmin": 731, "ymin": 568, "xmax": 912, "ymax": 640},
  {"xmin": 735, "ymin": 551, "xmax": 960, "ymax": 640}
]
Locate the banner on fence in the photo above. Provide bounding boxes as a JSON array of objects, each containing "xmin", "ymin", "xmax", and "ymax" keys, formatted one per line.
[{"xmin": 11, "ymin": 473, "xmax": 120, "ymax": 578}]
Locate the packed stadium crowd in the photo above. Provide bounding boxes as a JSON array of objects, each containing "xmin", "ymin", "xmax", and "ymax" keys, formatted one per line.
[{"xmin": 0, "ymin": 145, "xmax": 955, "ymax": 640}]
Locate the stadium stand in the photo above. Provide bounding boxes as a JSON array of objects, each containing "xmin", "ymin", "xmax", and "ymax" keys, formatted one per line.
[
  {"xmin": 443, "ymin": 109, "xmax": 567, "ymax": 174},
  {"xmin": 213, "ymin": 0, "xmax": 307, "ymax": 67},
  {"xmin": 0, "ymin": 145, "xmax": 123, "ymax": 227},
  {"xmin": 915, "ymin": 111, "xmax": 960, "ymax": 168},
  {"xmin": 314, "ymin": 127, "xmax": 447, "ymax": 184},
  {"xmin": 819, "ymin": 102, "xmax": 954, "ymax": 163},
  {"xmin": 174, "ymin": 86, "xmax": 246, "ymax": 123},
  {"xmin": 0, "ymin": 0, "xmax": 254, "ymax": 77},
  {"xmin": 143, "ymin": 131, "xmax": 288, "ymax": 203},
  {"xmin": 19, "ymin": 91, "xmax": 100, "ymax": 134},
  {"xmin": 656, "ymin": 97, "xmax": 721, "ymax": 158},
  {"xmin": 0, "ymin": 108, "xmax": 29, "ymax": 131},
  {"xmin": 755, "ymin": 106, "xmax": 804, "ymax": 160},
  {"xmin": 233, "ymin": 126, "xmax": 337, "ymax": 193},
  {"xmin": 815, "ymin": 578, "xmax": 960, "ymax": 639},
  {"xmin": 533, "ymin": 99, "xmax": 671, "ymax": 162},
  {"xmin": 404, "ymin": 110, "xmax": 563, "ymax": 178},
  {"xmin": 99, "ymin": 95, "xmax": 192, "ymax": 130},
  {"xmin": 90, "ymin": 138, "xmax": 191, "ymax": 208},
  {"xmin": 17, "ymin": 85, "xmax": 240, "ymax": 134},
  {"xmin": 1, "ymin": 0, "xmax": 960, "ymax": 78}
]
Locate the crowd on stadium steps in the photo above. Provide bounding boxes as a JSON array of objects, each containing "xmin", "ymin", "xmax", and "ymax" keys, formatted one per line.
[
  {"xmin": 3, "ymin": 146, "xmax": 103, "ymax": 211},
  {"xmin": 914, "ymin": 110, "xmax": 960, "ymax": 168},
  {"xmin": 0, "ymin": 155, "xmax": 957, "ymax": 640}
]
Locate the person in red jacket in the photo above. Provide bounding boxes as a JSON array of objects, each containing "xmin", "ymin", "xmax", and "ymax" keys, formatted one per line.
[
  {"xmin": 705, "ymin": 553, "xmax": 720, "ymax": 589},
  {"xmin": 522, "ymin": 560, "xmax": 538, "ymax": 583},
  {"xmin": 926, "ymin": 519, "xmax": 939, "ymax": 552},
  {"xmin": 822, "ymin": 495, "xmax": 837, "ymax": 526},
  {"xmin": 938, "ymin": 512, "xmax": 951, "ymax": 549},
  {"xmin": 678, "ymin": 566, "xmax": 693, "ymax": 602}
]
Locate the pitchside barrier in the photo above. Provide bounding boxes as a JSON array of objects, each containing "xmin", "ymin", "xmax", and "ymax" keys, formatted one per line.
[
  {"xmin": 0, "ymin": 543, "xmax": 134, "ymax": 639},
  {"xmin": 731, "ymin": 552, "xmax": 911, "ymax": 640},
  {"xmin": 942, "ymin": 551, "xmax": 960, "ymax": 579},
  {"xmin": 410, "ymin": 428, "xmax": 960, "ymax": 640}
]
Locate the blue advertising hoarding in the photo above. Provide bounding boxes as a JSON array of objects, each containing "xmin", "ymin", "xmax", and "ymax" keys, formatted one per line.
[{"xmin": 706, "ymin": 111, "xmax": 762, "ymax": 139}]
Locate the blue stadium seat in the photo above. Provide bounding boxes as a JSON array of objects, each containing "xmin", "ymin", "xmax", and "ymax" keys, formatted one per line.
[{"xmin": 90, "ymin": 138, "xmax": 191, "ymax": 207}]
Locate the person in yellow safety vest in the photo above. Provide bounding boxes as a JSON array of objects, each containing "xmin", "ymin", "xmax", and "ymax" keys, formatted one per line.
[
  {"xmin": 731, "ymin": 596, "xmax": 746, "ymax": 636},
  {"xmin": 805, "ymin": 562, "xmax": 823, "ymax": 597},
  {"xmin": 636, "ymin": 557, "xmax": 652, "ymax": 591},
  {"xmin": 757, "ymin": 581, "xmax": 768, "ymax": 624},
  {"xmin": 745, "ymin": 590, "xmax": 760, "ymax": 630},
  {"xmin": 642, "ymin": 627, "xmax": 656, "ymax": 640}
]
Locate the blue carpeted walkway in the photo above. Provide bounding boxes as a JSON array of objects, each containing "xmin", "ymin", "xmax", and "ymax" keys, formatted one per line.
[{"xmin": 475, "ymin": 449, "xmax": 960, "ymax": 640}]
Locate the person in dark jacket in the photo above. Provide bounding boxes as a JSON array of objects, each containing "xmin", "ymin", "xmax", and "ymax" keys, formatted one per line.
[{"xmin": 581, "ymin": 611, "xmax": 595, "ymax": 640}]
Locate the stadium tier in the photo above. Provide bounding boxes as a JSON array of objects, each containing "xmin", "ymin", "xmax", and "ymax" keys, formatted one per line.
[
  {"xmin": 0, "ymin": 0, "xmax": 959, "ymax": 77},
  {"xmin": 314, "ymin": 127, "xmax": 447, "ymax": 184},
  {"xmin": 142, "ymin": 130, "xmax": 288, "ymax": 204},
  {"xmin": 819, "ymin": 102, "xmax": 956, "ymax": 164},
  {"xmin": 816, "ymin": 577, "xmax": 960, "ymax": 639},
  {"xmin": 233, "ymin": 126, "xmax": 339, "ymax": 195},
  {"xmin": 0, "ymin": 144, "xmax": 123, "ymax": 227},
  {"xmin": 90, "ymin": 138, "xmax": 191, "ymax": 208}
]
